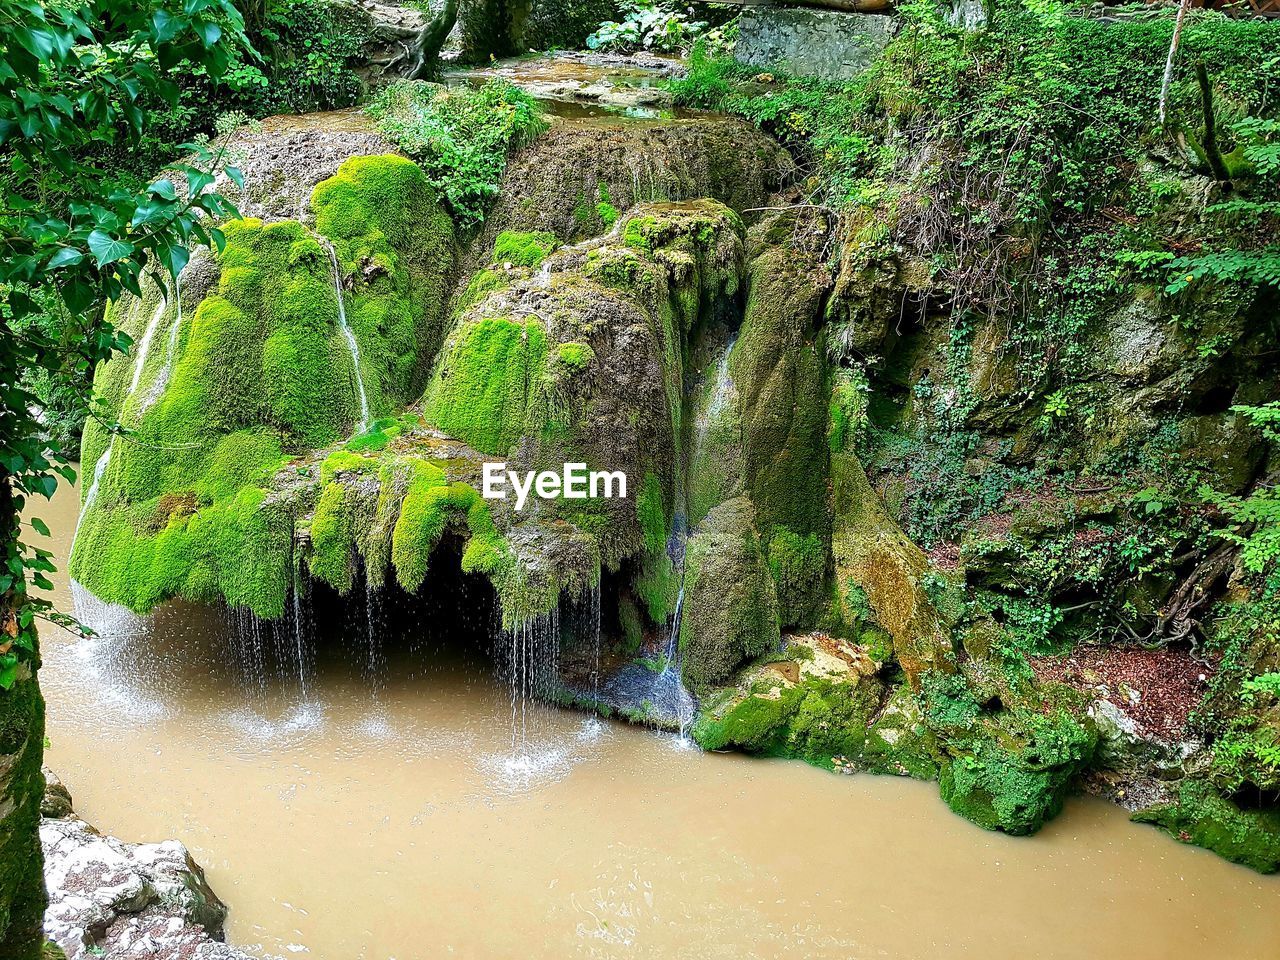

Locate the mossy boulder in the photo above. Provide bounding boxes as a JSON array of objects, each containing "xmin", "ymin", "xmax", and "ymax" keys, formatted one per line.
[
  {"xmin": 679, "ymin": 498, "xmax": 780, "ymax": 691},
  {"xmin": 923, "ymin": 673, "xmax": 1098, "ymax": 835},
  {"xmin": 72, "ymin": 155, "xmax": 456, "ymax": 619},
  {"xmin": 732, "ymin": 210, "xmax": 834, "ymax": 628},
  {"xmin": 474, "ymin": 116, "xmax": 793, "ymax": 259},
  {"xmin": 831, "ymin": 455, "xmax": 953, "ymax": 683},
  {"xmin": 1133, "ymin": 779, "xmax": 1280, "ymax": 874}
]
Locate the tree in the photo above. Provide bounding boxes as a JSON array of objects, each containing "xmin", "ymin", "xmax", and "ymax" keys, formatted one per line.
[{"xmin": 0, "ymin": 2, "xmax": 249, "ymax": 955}]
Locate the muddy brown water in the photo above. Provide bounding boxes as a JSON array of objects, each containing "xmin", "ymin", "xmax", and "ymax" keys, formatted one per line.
[{"xmin": 31, "ymin": 478, "xmax": 1280, "ymax": 959}]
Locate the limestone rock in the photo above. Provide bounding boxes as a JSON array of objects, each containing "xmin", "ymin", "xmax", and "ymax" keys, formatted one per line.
[
  {"xmin": 679, "ymin": 498, "xmax": 781, "ymax": 691},
  {"xmin": 39, "ymin": 769, "xmax": 72, "ymax": 821},
  {"xmin": 831, "ymin": 455, "xmax": 953, "ymax": 683},
  {"xmin": 41, "ymin": 812, "xmax": 250, "ymax": 960},
  {"xmin": 735, "ymin": 8, "xmax": 897, "ymax": 82}
]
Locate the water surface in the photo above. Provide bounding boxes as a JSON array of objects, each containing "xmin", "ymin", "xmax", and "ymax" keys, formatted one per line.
[{"xmin": 33, "ymin": 478, "xmax": 1280, "ymax": 959}]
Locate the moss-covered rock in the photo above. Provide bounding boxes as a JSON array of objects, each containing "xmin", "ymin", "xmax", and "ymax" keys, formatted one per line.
[
  {"xmin": 0, "ymin": 668, "xmax": 47, "ymax": 960},
  {"xmin": 679, "ymin": 498, "xmax": 779, "ymax": 691},
  {"xmin": 1133, "ymin": 779, "xmax": 1280, "ymax": 874},
  {"xmin": 474, "ymin": 116, "xmax": 793, "ymax": 259},
  {"xmin": 71, "ymin": 155, "xmax": 456, "ymax": 619},
  {"xmin": 923, "ymin": 672, "xmax": 1098, "ymax": 835},
  {"xmin": 732, "ymin": 210, "xmax": 834, "ymax": 628},
  {"xmin": 831, "ymin": 455, "xmax": 953, "ymax": 683}
]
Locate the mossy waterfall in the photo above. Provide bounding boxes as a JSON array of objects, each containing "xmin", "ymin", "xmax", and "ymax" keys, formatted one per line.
[{"xmin": 20, "ymin": 7, "xmax": 1280, "ymax": 958}]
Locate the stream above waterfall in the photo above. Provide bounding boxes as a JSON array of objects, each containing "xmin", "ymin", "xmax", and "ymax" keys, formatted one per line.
[{"xmin": 32, "ymin": 477, "xmax": 1280, "ymax": 959}]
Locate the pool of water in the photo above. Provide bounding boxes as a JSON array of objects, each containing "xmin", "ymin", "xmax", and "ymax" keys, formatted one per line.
[{"xmin": 32, "ymin": 478, "xmax": 1280, "ymax": 959}]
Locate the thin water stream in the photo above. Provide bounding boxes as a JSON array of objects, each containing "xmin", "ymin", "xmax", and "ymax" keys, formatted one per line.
[{"xmin": 32, "ymin": 479, "xmax": 1280, "ymax": 959}]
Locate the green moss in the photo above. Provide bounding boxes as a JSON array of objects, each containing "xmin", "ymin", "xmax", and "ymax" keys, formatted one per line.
[
  {"xmin": 1133, "ymin": 779, "xmax": 1280, "ymax": 874},
  {"xmin": 633, "ymin": 471, "xmax": 675, "ymax": 623},
  {"xmin": 71, "ymin": 155, "xmax": 454, "ymax": 619},
  {"xmin": 730, "ymin": 221, "xmax": 832, "ymax": 627},
  {"xmin": 596, "ymin": 181, "xmax": 619, "ymax": 229},
  {"xmin": 623, "ymin": 215, "xmax": 660, "ymax": 253},
  {"xmin": 694, "ymin": 687, "xmax": 805, "ymax": 753},
  {"xmin": 554, "ymin": 341, "xmax": 594, "ymax": 373},
  {"xmin": 312, "ymin": 153, "xmax": 457, "ymax": 406},
  {"xmin": 459, "ymin": 270, "xmax": 510, "ymax": 315},
  {"xmin": 0, "ymin": 673, "xmax": 47, "ymax": 959},
  {"xmin": 936, "ymin": 707, "xmax": 1096, "ymax": 836},
  {"xmin": 692, "ymin": 675, "xmax": 882, "ymax": 768},
  {"xmin": 618, "ymin": 594, "xmax": 645, "ymax": 654},
  {"xmin": 309, "ymin": 481, "xmax": 357, "ymax": 592},
  {"xmin": 765, "ymin": 525, "xmax": 827, "ymax": 628},
  {"xmin": 493, "ymin": 229, "xmax": 559, "ymax": 268},
  {"xmin": 679, "ymin": 498, "xmax": 779, "ymax": 691},
  {"xmin": 422, "ymin": 316, "xmax": 549, "ymax": 456}
]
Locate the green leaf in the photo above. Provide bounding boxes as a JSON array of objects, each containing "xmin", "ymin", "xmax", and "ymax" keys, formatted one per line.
[
  {"xmin": 87, "ymin": 229, "xmax": 135, "ymax": 267},
  {"xmin": 46, "ymin": 246, "xmax": 83, "ymax": 269},
  {"xmin": 153, "ymin": 9, "xmax": 181, "ymax": 42},
  {"xmin": 30, "ymin": 517, "xmax": 50, "ymax": 537},
  {"xmin": 149, "ymin": 178, "xmax": 178, "ymax": 201}
]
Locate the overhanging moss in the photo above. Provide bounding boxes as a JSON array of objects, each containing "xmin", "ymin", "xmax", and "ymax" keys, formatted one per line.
[{"xmin": 72, "ymin": 156, "xmax": 456, "ymax": 619}]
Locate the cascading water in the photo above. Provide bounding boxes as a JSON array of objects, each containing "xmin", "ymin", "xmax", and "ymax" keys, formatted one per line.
[
  {"xmin": 72, "ymin": 274, "xmax": 188, "ymax": 561},
  {"xmin": 127, "ymin": 296, "xmax": 169, "ymax": 398},
  {"xmin": 140, "ymin": 274, "xmax": 183, "ymax": 414},
  {"xmin": 500, "ymin": 606, "xmax": 561, "ymax": 757},
  {"xmin": 321, "ymin": 239, "xmax": 370, "ymax": 433},
  {"xmin": 363, "ymin": 578, "xmax": 387, "ymax": 695},
  {"xmin": 68, "ymin": 447, "xmax": 112, "ymax": 561}
]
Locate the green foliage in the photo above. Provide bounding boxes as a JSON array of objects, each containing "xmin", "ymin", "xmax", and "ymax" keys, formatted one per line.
[
  {"xmin": 366, "ymin": 79, "xmax": 546, "ymax": 227},
  {"xmin": 587, "ymin": 1, "xmax": 708, "ymax": 54},
  {"xmin": 938, "ymin": 707, "xmax": 1096, "ymax": 836},
  {"xmin": 0, "ymin": 0, "xmax": 248, "ymax": 713},
  {"xmin": 244, "ymin": 0, "xmax": 370, "ymax": 114},
  {"xmin": 1202, "ymin": 403, "xmax": 1280, "ymax": 587},
  {"xmin": 493, "ymin": 230, "xmax": 559, "ymax": 268}
]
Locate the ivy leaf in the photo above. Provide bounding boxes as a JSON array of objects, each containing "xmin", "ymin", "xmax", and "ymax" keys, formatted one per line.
[
  {"xmin": 47, "ymin": 246, "xmax": 84, "ymax": 269},
  {"xmin": 87, "ymin": 229, "xmax": 135, "ymax": 267},
  {"xmin": 30, "ymin": 517, "xmax": 50, "ymax": 537}
]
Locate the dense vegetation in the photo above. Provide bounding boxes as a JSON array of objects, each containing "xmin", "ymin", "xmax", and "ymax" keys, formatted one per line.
[{"xmin": 8, "ymin": 7, "xmax": 1280, "ymax": 956}]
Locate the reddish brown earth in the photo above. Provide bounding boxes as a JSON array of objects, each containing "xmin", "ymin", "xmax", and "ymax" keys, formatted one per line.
[{"xmin": 1031, "ymin": 646, "xmax": 1215, "ymax": 740}]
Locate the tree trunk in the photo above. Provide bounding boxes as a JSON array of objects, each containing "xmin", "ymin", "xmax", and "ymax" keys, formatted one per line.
[
  {"xmin": 0, "ymin": 468, "xmax": 48, "ymax": 960},
  {"xmin": 1158, "ymin": 0, "xmax": 1191, "ymax": 127},
  {"xmin": 406, "ymin": 0, "xmax": 461, "ymax": 80}
]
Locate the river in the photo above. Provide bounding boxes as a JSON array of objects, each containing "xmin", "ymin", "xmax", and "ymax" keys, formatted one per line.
[{"xmin": 31, "ymin": 477, "xmax": 1280, "ymax": 959}]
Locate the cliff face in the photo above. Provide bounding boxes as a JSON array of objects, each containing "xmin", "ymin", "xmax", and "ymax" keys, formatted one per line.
[{"xmin": 72, "ymin": 24, "xmax": 1280, "ymax": 871}]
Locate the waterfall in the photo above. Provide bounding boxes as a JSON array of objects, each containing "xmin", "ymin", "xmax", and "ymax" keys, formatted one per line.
[
  {"xmin": 321, "ymin": 239, "xmax": 370, "ymax": 433},
  {"xmin": 230, "ymin": 604, "xmax": 269, "ymax": 696},
  {"xmin": 589, "ymin": 583, "xmax": 602, "ymax": 705},
  {"xmin": 363, "ymin": 579, "xmax": 386, "ymax": 695},
  {"xmin": 127, "ymin": 296, "xmax": 169, "ymax": 398},
  {"xmin": 140, "ymin": 274, "xmax": 183, "ymax": 414},
  {"xmin": 502, "ymin": 606, "xmax": 561, "ymax": 752},
  {"xmin": 291, "ymin": 565, "xmax": 312, "ymax": 698},
  {"xmin": 652, "ymin": 582, "xmax": 695, "ymax": 742},
  {"xmin": 73, "ymin": 274, "xmax": 190, "ymax": 560},
  {"xmin": 68, "ymin": 445, "xmax": 112, "ymax": 559}
]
